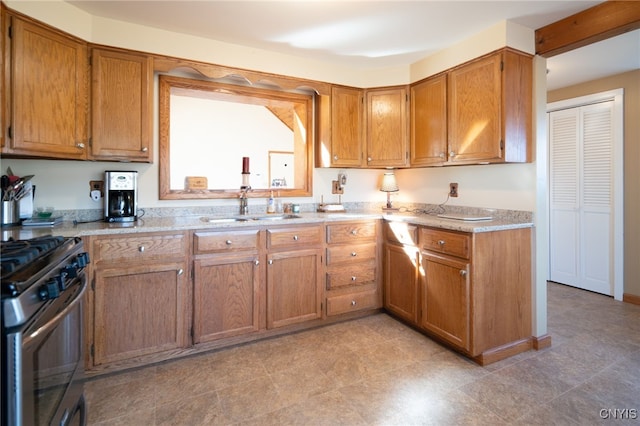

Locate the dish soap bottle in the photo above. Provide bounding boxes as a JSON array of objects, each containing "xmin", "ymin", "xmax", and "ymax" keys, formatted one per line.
[{"xmin": 266, "ymin": 191, "xmax": 276, "ymax": 214}]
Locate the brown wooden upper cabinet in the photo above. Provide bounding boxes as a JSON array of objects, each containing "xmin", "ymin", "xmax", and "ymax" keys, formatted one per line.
[
  {"xmin": 317, "ymin": 85, "xmax": 408, "ymax": 168},
  {"xmin": 6, "ymin": 14, "xmax": 89, "ymax": 160},
  {"xmin": 411, "ymin": 48, "xmax": 532, "ymax": 166},
  {"xmin": 89, "ymin": 47, "xmax": 153, "ymax": 162}
]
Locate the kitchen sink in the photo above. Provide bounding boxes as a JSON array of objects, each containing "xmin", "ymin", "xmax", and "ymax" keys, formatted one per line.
[
  {"xmin": 250, "ymin": 214, "xmax": 302, "ymax": 221},
  {"xmin": 200, "ymin": 214, "xmax": 302, "ymax": 223}
]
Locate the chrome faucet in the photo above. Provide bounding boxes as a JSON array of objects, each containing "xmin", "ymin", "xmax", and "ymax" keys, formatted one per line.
[{"xmin": 239, "ymin": 187, "xmax": 250, "ymax": 215}]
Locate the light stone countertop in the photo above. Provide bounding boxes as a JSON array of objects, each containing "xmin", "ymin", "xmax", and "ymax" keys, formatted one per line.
[{"xmin": 2, "ymin": 210, "xmax": 533, "ymax": 240}]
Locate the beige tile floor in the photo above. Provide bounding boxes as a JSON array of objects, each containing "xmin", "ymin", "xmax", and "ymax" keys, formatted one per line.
[{"xmin": 84, "ymin": 282, "xmax": 640, "ymax": 425}]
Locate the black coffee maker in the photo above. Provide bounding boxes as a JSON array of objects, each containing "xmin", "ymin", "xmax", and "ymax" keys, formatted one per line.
[{"xmin": 104, "ymin": 171, "xmax": 138, "ymax": 222}]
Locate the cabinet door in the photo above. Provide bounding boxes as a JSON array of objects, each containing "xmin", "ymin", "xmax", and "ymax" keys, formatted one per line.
[
  {"xmin": 330, "ymin": 86, "xmax": 364, "ymax": 167},
  {"xmin": 447, "ymin": 53, "xmax": 502, "ymax": 163},
  {"xmin": 410, "ymin": 74, "xmax": 447, "ymax": 166},
  {"xmin": 193, "ymin": 254, "xmax": 260, "ymax": 343},
  {"xmin": 90, "ymin": 48, "xmax": 153, "ymax": 161},
  {"xmin": 366, "ymin": 87, "xmax": 408, "ymax": 167},
  {"xmin": 266, "ymin": 248, "xmax": 323, "ymax": 328},
  {"xmin": 9, "ymin": 16, "xmax": 88, "ymax": 159},
  {"xmin": 93, "ymin": 261, "xmax": 188, "ymax": 365},
  {"xmin": 420, "ymin": 253, "xmax": 470, "ymax": 351},
  {"xmin": 384, "ymin": 243, "xmax": 419, "ymax": 324}
]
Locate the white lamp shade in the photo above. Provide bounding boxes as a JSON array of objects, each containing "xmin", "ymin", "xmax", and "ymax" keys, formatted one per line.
[{"xmin": 380, "ymin": 172, "xmax": 399, "ymax": 192}]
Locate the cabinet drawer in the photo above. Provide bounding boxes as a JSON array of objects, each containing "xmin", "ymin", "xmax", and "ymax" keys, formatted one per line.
[
  {"xmin": 385, "ymin": 222, "xmax": 418, "ymax": 246},
  {"xmin": 326, "ymin": 261, "xmax": 376, "ymax": 290},
  {"xmin": 94, "ymin": 233, "xmax": 186, "ymax": 263},
  {"xmin": 267, "ymin": 226, "xmax": 322, "ymax": 249},
  {"xmin": 326, "ymin": 221, "xmax": 377, "ymax": 244},
  {"xmin": 419, "ymin": 228, "xmax": 470, "ymax": 259},
  {"xmin": 326, "ymin": 243, "xmax": 376, "ymax": 265},
  {"xmin": 326, "ymin": 289, "xmax": 378, "ymax": 316},
  {"xmin": 194, "ymin": 229, "xmax": 259, "ymax": 254}
]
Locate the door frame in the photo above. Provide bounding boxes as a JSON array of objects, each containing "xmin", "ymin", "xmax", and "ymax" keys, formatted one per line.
[{"xmin": 547, "ymin": 88, "xmax": 624, "ymax": 300}]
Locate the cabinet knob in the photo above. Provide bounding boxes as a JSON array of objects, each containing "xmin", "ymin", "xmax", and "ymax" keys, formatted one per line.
[
  {"xmin": 76, "ymin": 142, "xmax": 85, "ymax": 149},
  {"xmin": 367, "ymin": 157, "xmax": 372, "ymax": 162},
  {"xmin": 351, "ymin": 252, "xmax": 357, "ymax": 257},
  {"xmin": 460, "ymin": 270, "xmax": 467, "ymax": 276},
  {"xmin": 255, "ymin": 260, "xmax": 260, "ymax": 266},
  {"xmin": 351, "ymin": 300, "xmax": 357, "ymax": 306},
  {"xmin": 141, "ymin": 147, "xmax": 148, "ymax": 152},
  {"xmin": 351, "ymin": 276, "xmax": 357, "ymax": 281},
  {"xmin": 177, "ymin": 268, "xmax": 184, "ymax": 276},
  {"xmin": 439, "ymin": 152, "xmax": 446, "ymax": 159},
  {"xmin": 449, "ymin": 151, "xmax": 456, "ymax": 158},
  {"xmin": 293, "ymin": 235, "xmax": 299, "ymax": 241},
  {"xmin": 138, "ymin": 246, "xmax": 145, "ymax": 252},
  {"xmin": 225, "ymin": 240, "xmax": 232, "ymax": 245},
  {"xmin": 268, "ymin": 259, "xmax": 273, "ymax": 265},
  {"xmin": 438, "ymin": 240, "xmax": 445, "ymax": 246},
  {"xmin": 351, "ymin": 230, "xmax": 357, "ymax": 235},
  {"xmin": 333, "ymin": 155, "xmax": 339, "ymax": 161}
]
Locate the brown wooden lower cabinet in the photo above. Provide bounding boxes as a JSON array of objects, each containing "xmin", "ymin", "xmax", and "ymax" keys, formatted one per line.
[
  {"xmin": 266, "ymin": 248, "xmax": 323, "ymax": 328},
  {"xmin": 384, "ymin": 223, "xmax": 532, "ymax": 365},
  {"xmin": 92, "ymin": 261, "xmax": 189, "ymax": 366},
  {"xmin": 192, "ymin": 254, "xmax": 261, "ymax": 343}
]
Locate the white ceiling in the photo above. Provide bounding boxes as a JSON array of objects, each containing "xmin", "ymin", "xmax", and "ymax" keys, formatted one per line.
[{"xmin": 66, "ymin": 0, "xmax": 639, "ymax": 90}]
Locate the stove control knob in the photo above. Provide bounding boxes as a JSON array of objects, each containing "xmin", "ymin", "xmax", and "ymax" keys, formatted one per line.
[
  {"xmin": 63, "ymin": 264, "xmax": 78, "ymax": 278},
  {"xmin": 39, "ymin": 280, "xmax": 61, "ymax": 301},
  {"xmin": 77, "ymin": 252, "xmax": 90, "ymax": 268}
]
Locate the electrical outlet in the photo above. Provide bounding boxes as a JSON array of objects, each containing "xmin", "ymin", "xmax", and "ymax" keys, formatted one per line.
[
  {"xmin": 449, "ymin": 182, "xmax": 458, "ymax": 197},
  {"xmin": 90, "ymin": 180, "xmax": 104, "ymax": 200},
  {"xmin": 332, "ymin": 180, "xmax": 344, "ymax": 194}
]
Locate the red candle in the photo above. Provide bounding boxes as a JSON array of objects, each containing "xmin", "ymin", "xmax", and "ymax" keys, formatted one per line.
[{"xmin": 242, "ymin": 157, "xmax": 250, "ymax": 174}]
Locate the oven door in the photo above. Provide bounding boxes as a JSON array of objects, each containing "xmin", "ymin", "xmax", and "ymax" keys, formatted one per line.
[{"xmin": 4, "ymin": 274, "xmax": 87, "ymax": 426}]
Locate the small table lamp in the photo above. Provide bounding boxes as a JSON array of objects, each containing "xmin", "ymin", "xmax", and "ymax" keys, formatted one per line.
[{"xmin": 380, "ymin": 171, "xmax": 399, "ymax": 211}]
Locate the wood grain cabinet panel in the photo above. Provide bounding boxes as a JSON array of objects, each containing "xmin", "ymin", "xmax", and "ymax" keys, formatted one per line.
[
  {"xmin": 328, "ymin": 85, "xmax": 365, "ymax": 167},
  {"xmin": 419, "ymin": 253, "xmax": 470, "ymax": 351},
  {"xmin": 90, "ymin": 47, "xmax": 153, "ymax": 162},
  {"xmin": 7, "ymin": 14, "xmax": 88, "ymax": 159},
  {"xmin": 366, "ymin": 86, "xmax": 408, "ymax": 167},
  {"xmin": 325, "ymin": 220, "xmax": 381, "ymax": 317},
  {"xmin": 410, "ymin": 73, "xmax": 447, "ymax": 166},
  {"xmin": 93, "ymin": 261, "xmax": 188, "ymax": 365},
  {"xmin": 266, "ymin": 248, "xmax": 323, "ymax": 328},
  {"xmin": 384, "ymin": 242, "xmax": 420, "ymax": 324},
  {"xmin": 93, "ymin": 232, "xmax": 187, "ymax": 263},
  {"xmin": 419, "ymin": 227, "xmax": 470, "ymax": 259},
  {"xmin": 193, "ymin": 253, "xmax": 260, "ymax": 343}
]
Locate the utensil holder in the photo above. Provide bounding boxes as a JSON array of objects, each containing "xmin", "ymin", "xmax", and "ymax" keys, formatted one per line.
[{"xmin": 1, "ymin": 200, "xmax": 19, "ymax": 226}]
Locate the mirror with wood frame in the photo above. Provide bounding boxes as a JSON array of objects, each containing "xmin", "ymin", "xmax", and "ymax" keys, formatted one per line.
[{"xmin": 159, "ymin": 74, "xmax": 314, "ymax": 199}]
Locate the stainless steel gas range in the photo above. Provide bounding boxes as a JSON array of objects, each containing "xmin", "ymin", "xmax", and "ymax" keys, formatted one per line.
[{"xmin": 1, "ymin": 235, "xmax": 89, "ymax": 426}]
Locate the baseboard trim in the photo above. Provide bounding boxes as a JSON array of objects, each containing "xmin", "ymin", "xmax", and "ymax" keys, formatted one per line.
[
  {"xmin": 623, "ymin": 293, "xmax": 640, "ymax": 306},
  {"xmin": 473, "ymin": 338, "xmax": 532, "ymax": 366},
  {"xmin": 532, "ymin": 334, "xmax": 552, "ymax": 350}
]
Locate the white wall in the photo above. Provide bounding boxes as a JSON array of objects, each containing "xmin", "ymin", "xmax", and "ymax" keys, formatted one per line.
[{"xmin": 3, "ymin": 0, "xmax": 537, "ymax": 214}]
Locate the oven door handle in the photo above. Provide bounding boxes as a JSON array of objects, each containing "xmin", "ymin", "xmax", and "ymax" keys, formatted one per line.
[{"xmin": 22, "ymin": 278, "xmax": 87, "ymax": 348}]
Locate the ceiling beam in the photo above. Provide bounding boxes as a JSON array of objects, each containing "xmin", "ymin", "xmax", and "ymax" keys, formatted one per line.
[{"xmin": 535, "ymin": 0, "xmax": 640, "ymax": 57}]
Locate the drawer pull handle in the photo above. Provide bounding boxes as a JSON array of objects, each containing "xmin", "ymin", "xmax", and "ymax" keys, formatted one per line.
[
  {"xmin": 438, "ymin": 240, "xmax": 445, "ymax": 246},
  {"xmin": 293, "ymin": 235, "xmax": 299, "ymax": 241},
  {"xmin": 177, "ymin": 269, "xmax": 184, "ymax": 276},
  {"xmin": 138, "ymin": 246, "xmax": 145, "ymax": 253},
  {"xmin": 351, "ymin": 300, "xmax": 357, "ymax": 306},
  {"xmin": 226, "ymin": 240, "xmax": 232, "ymax": 245},
  {"xmin": 460, "ymin": 270, "xmax": 467, "ymax": 277},
  {"xmin": 351, "ymin": 276, "xmax": 357, "ymax": 281},
  {"xmin": 351, "ymin": 252, "xmax": 357, "ymax": 257},
  {"xmin": 351, "ymin": 230, "xmax": 357, "ymax": 235}
]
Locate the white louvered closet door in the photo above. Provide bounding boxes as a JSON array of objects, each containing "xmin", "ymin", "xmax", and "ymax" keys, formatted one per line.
[{"xmin": 549, "ymin": 100, "xmax": 614, "ymax": 295}]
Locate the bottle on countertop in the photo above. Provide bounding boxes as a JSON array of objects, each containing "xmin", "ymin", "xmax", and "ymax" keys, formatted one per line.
[{"xmin": 266, "ymin": 191, "xmax": 276, "ymax": 214}]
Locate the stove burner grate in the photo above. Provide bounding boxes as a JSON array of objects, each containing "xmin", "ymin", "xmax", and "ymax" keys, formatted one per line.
[{"xmin": 1, "ymin": 235, "xmax": 66, "ymax": 277}]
